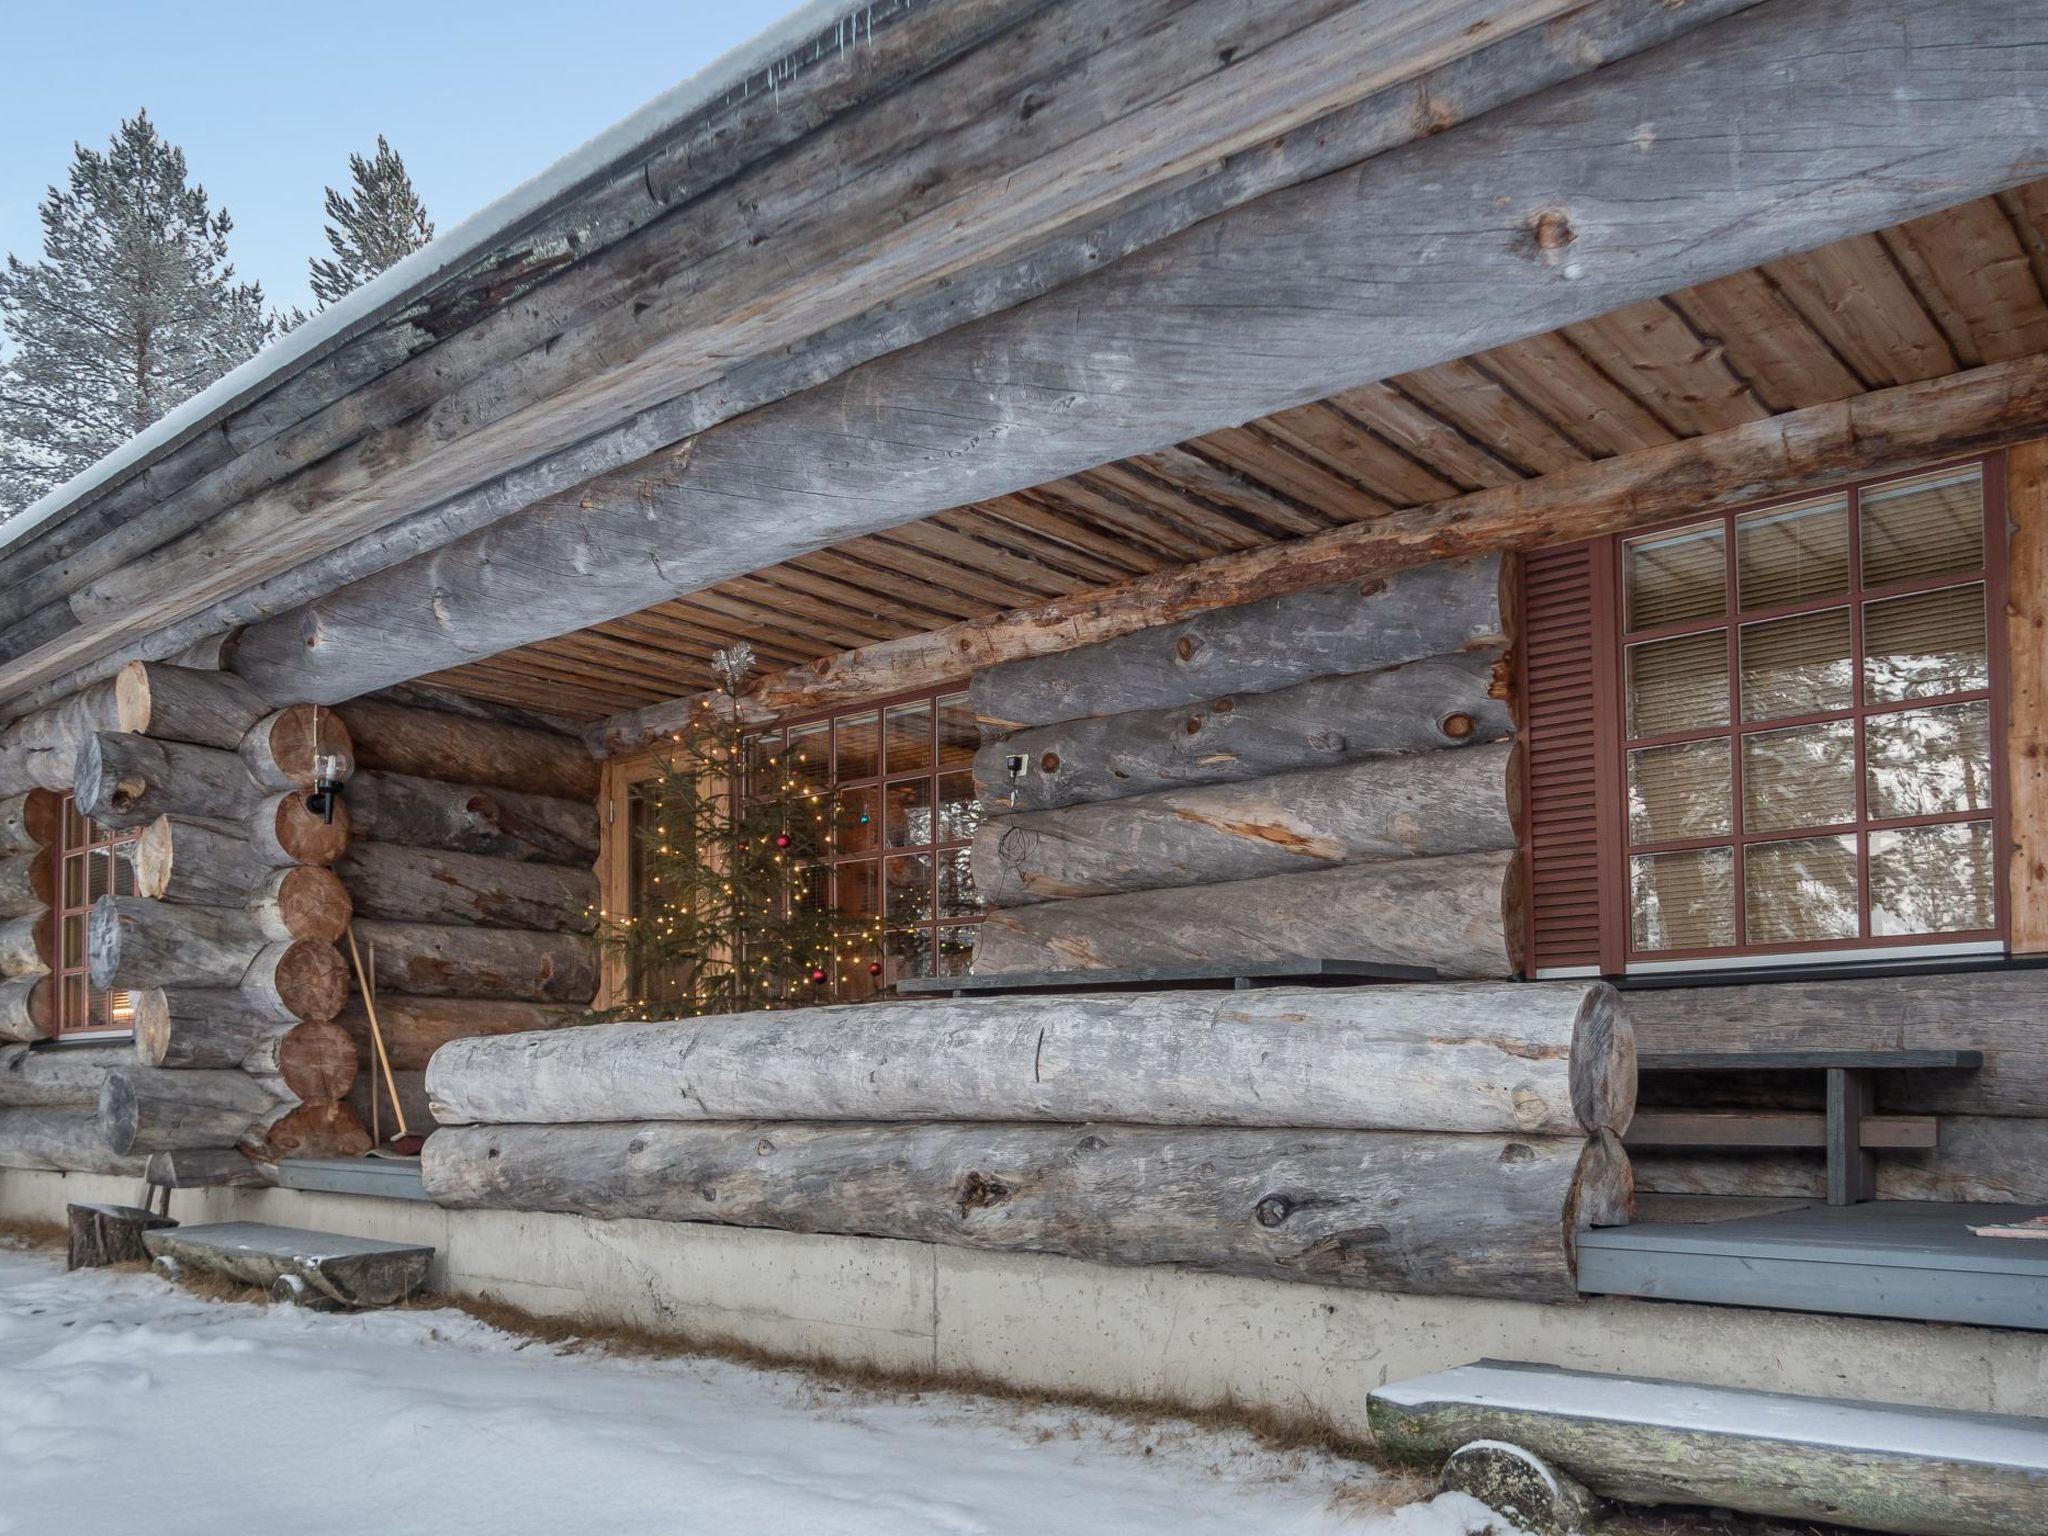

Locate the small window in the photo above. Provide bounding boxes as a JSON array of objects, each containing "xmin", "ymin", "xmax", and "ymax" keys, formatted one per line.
[{"xmin": 53, "ymin": 794, "xmax": 139, "ymax": 1035}]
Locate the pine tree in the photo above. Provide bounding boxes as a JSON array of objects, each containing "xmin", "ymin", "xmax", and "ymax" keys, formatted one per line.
[
  {"xmin": 307, "ymin": 136, "xmax": 433, "ymax": 308},
  {"xmin": 0, "ymin": 111, "xmax": 270, "ymax": 517}
]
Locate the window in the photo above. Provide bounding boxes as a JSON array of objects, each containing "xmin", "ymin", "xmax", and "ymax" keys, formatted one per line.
[
  {"xmin": 54, "ymin": 794, "xmax": 139, "ymax": 1035},
  {"xmin": 1616, "ymin": 461, "xmax": 2002, "ymax": 962}
]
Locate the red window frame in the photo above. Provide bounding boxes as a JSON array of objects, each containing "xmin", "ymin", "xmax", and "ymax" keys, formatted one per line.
[
  {"xmin": 54, "ymin": 793, "xmax": 139, "ymax": 1035},
  {"xmin": 1601, "ymin": 453, "xmax": 2009, "ymax": 967}
]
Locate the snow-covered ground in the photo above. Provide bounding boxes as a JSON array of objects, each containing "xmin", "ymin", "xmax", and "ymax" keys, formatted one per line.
[{"xmin": 0, "ymin": 1240, "xmax": 1518, "ymax": 1536}]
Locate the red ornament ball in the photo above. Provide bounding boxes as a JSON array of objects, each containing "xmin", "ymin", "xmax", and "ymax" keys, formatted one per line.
[
  {"xmin": 774, "ymin": 833, "xmax": 793, "ymax": 849},
  {"xmin": 867, "ymin": 961, "xmax": 884, "ymax": 977},
  {"xmin": 809, "ymin": 967, "xmax": 828, "ymax": 984}
]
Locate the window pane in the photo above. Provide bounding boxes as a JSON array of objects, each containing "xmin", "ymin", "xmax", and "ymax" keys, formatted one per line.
[
  {"xmin": 62, "ymin": 912, "xmax": 84, "ymax": 970},
  {"xmin": 936, "ymin": 694, "xmax": 978, "ymax": 769},
  {"xmin": 1624, "ymin": 522, "xmax": 1725, "ymax": 630},
  {"xmin": 1626, "ymin": 630, "xmax": 1728, "ymax": 738},
  {"xmin": 834, "ymin": 860, "xmax": 879, "ymax": 920},
  {"xmin": 1736, "ymin": 496, "xmax": 1849, "ymax": 612},
  {"xmin": 1627, "ymin": 739, "xmax": 1730, "ymax": 843},
  {"xmin": 1863, "ymin": 583, "xmax": 1988, "ymax": 704},
  {"xmin": 1630, "ymin": 847, "xmax": 1735, "ymax": 951},
  {"xmin": 885, "ymin": 701, "xmax": 933, "ymax": 774},
  {"xmin": 786, "ymin": 722, "xmax": 830, "ymax": 795},
  {"xmin": 1871, "ymin": 822, "xmax": 1996, "ymax": 936},
  {"xmin": 885, "ymin": 779, "xmax": 933, "ymax": 848},
  {"xmin": 938, "ymin": 849, "xmax": 979, "ymax": 917},
  {"xmin": 885, "ymin": 854, "xmax": 934, "ymax": 920},
  {"xmin": 63, "ymin": 854, "xmax": 85, "ymax": 909},
  {"xmin": 1861, "ymin": 467, "xmax": 1983, "ymax": 589},
  {"xmin": 834, "ymin": 786, "xmax": 880, "ymax": 855},
  {"xmin": 1740, "ymin": 607, "xmax": 1851, "ymax": 721},
  {"xmin": 1744, "ymin": 834, "xmax": 1859, "ymax": 945},
  {"xmin": 886, "ymin": 927, "xmax": 934, "ymax": 981},
  {"xmin": 1865, "ymin": 702, "xmax": 1993, "ymax": 821},
  {"xmin": 835, "ymin": 714, "xmax": 880, "ymax": 780},
  {"xmin": 937, "ymin": 925, "xmax": 977, "ymax": 977},
  {"xmin": 1742, "ymin": 721, "xmax": 1855, "ymax": 834},
  {"xmin": 936, "ymin": 770, "xmax": 983, "ymax": 845}
]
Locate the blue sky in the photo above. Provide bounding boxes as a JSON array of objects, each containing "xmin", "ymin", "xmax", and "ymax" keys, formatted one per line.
[{"xmin": 1, "ymin": 1, "xmax": 808, "ymax": 314}]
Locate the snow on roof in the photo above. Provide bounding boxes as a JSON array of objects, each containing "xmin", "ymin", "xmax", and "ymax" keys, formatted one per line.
[{"xmin": 0, "ymin": 0, "xmax": 866, "ymax": 559}]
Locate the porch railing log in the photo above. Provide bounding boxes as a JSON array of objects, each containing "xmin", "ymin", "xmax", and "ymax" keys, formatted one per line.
[
  {"xmin": 971, "ymin": 848, "xmax": 1520, "ymax": 979},
  {"xmin": 98, "ymin": 1065, "xmax": 369, "ymax": 1160},
  {"xmin": 114, "ymin": 661, "xmax": 268, "ymax": 749},
  {"xmin": 0, "ymin": 1106, "xmax": 145, "ymax": 1175},
  {"xmin": 424, "ymin": 1120, "xmax": 1630, "ymax": 1302},
  {"xmin": 336, "ymin": 700, "xmax": 601, "ymax": 802},
  {"xmin": 0, "ymin": 1042, "xmax": 130, "ymax": 1107},
  {"xmin": 238, "ymin": 703, "xmax": 355, "ymax": 791},
  {"xmin": 345, "ymin": 770, "xmax": 599, "ymax": 865},
  {"xmin": 0, "ymin": 976, "xmax": 53, "ymax": 1043},
  {"xmin": 425, "ymin": 982, "xmax": 1631, "ymax": 1136},
  {"xmin": 333, "ymin": 996, "xmax": 583, "ymax": 1074},
  {"xmin": 0, "ymin": 849, "xmax": 54, "ymax": 920},
  {"xmin": 336, "ymin": 841, "xmax": 598, "ymax": 934},
  {"xmin": 348, "ymin": 918, "xmax": 598, "ymax": 1003},
  {"xmin": 0, "ymin": 788, "xmax": 59, "ymax": 853},
  {"xmin": 974, "ymin": 650, "xmax": 1511, "ymax": 812},
  {"xmin": 975, "ymin": 743, "xmax": 1516, "ymax": 907},
  {"xmin": 0, "ymin": 912, "xmax": 53, "ymax": 977},
  {"xmin": 972, "ymin": 555, "xmax": 1508, "ymax": 731}
]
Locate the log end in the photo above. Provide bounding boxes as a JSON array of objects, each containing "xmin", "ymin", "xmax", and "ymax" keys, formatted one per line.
[
  {"xmin": 133, "ymin": 817, "xmax": 174, "ymax": 900},
  {"xmin": 0, "ymin": 975, "xmax": 54, "ymax": 1042},
  {"xmin": 19, "ymin": 788, "xmax": 60, "ymax": 849},
  {"xmin": 254, "ymin": 1101, "xmax": 371, "ymax": 1161},
  {"xmin": 1563, "ymin": 1129, "xmax": 1635, "ymax": 1273},
  {"xmin": 268, "ymin": 940, "xmax": 350, "ymax": 1023},
  {"xmin": 1567, "ymin": 982, "xmax": 1636, "ymax": 1136},
  {"xmin": 96, "ymin": 1070, "xmax": 142, "ymax": 1157},
  {"xmin": 274, "ymin": 865, "xmax": 354, "ymax": 943},
  {"xmin": 274, "ymin": 1020, "xmax": 359, "ymax": 1102},
  {"xmin": 132, "ymin": 988, "xmax": 171, "ymax": 1066},
  {"xmin": 268, "ymin": 792, "xmax": 351, "ymax": 866},
  {"xmin": 85, "ymin": 895, "xmax": 122, "ymax": 993},
  {"xmin": 254, "ymin": 703, "xmax": 356, "ymax": 789},
  {"xmin": 112, "ymin": 660, "xmax": 153, "ymax": 735}
]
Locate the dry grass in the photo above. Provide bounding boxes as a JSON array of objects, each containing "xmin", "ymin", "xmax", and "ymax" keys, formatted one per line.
[{"xmin": 0, "ymin": 1217, "xmax": 66, "ymax": 1252}]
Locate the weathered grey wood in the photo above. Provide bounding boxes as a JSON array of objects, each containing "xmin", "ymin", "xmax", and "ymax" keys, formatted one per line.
[
  {"xmin": 88, "ymin": 895, "xmax": 268, "ymax": 991},
  {"xmin": 336, "ymin": 841, "xmax": 597, "ymax": 934},
  {"xmin": 425, "ymin": 1121, "xmax": 1628, "ymax": 1301},
  {"xmin": 135, "ymin": 986, "xmax": 299, "ymax": 1067},
  {"xmin": 1827, "ymin": 1067, "xmax": 1877, "ymax": 1207},
  {"xmin": 349, "ymin": 918, "xmax": 598, "ymax": 1003},
  {"xmin": 237, "ymin": 704, "xmax": 354, "ymax": 791},
  {"xmin": 1641, "ymin": 1049, "xmax": 1984, "ymax": 1073},
  {"xmin": 214, "ymin": 0, "xmax": 2048, "ymax": 705},
  {"xmin": 1633, "ymin": 1114, "xmax": 2048, "ymax": 1206},
  {"xmin": 344, "ymin": 770, "xmax": 598, "ymax": 865},
  {"xmin": 73, "ymin": 731, "xmax": 258, "ymax": 829},
  {"xmin": 975, "ymin": 744, "xmax": 1515, "ymax": 907},
  {"xmin": 67, "ymin": 1202, "xmax": 176, "ymax": 1269},
  {"xmin": 135, "ymin": 814, "xmax": 293, "ymax": 903},
  {"xmin": 0, "ymin": 1106, "xmax": 144, "ymax": 1174},
  {"xmin": 973, "ymin": 850, "xmax": 1519, "ymax": 980},
  {"xmin": 0, "ymin": 789, "xmax": 59, "ymax": 853},
  {"xmin": 0, "ymin": 976, "xmax": 53, "ymax": 1043},
  {"xmin": 333, "ymin": 995, "xmax": 583, "ymax": 1073},
  {"xmin": 145, "ymin": 1147, "xmax": 275, "ymax": 1189},
  {"xmin": 113, "ymin": 661, "xmax": 267, "ymax": 747},
  {"xmin": 1627, "ymin": 972, "xmax": 2048, "ymax": 1116},
  {"xmin": 1368, "ymin": 1360, "xmax": 2048, "ymax": 1536},
  {"xmin": 975, "ymin": 557, "xmax": 1507, "ymax": 730},
  {"xmin": 1439, "ymin": 1441, "xmax": 1596, "ymax": 1536},
  {"xmin": 0, "ymin": 679, "xmax": 118, "ymax": 792},
  {"xmin": 975, "ymin": 651, "xmax": 1511, "ymax": 811},
  {"xmin": 0, "ymin": 912, "xmax": 52, "ymax": 978},
  {"xmin": 1623, "ymin": 1110, "xmax": 1937, "ymax": 1150},
  {"xmin": 0, "ymin": 1043, "xmax": 128, "ymax": 1107},
  {"xmin": 142, "ymin": 1221, "xmax": 433, "ymax": 1307},
  {"xmin": 98, "ymin": 1067, "xmax": 285, "ymax": 1156},
  {"xmin": 336, "ymin": 701, "xmax": 598, "ymax": 801},
  {"xmin": 348, "ymin": 1069, "xmax": 438, "ymax": 1139},
  {"xmin": 426, "ymin": 981, "xmax": 1631, "ymax": 1134},
  {"xmin": 0, "ymin": 849, "xmax": 53, "ymax": 920}
]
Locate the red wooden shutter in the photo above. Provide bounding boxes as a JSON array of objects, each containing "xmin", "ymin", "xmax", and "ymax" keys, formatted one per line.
[{"xmin": 1520, "ymin": 541, "xmax": 1620, "ymax": 974}]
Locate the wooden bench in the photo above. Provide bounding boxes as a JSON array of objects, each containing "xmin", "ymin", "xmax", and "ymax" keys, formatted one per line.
[{"xmin": 1631, "ymin": 1049, "xmax": 1984, "ymax": 1205}]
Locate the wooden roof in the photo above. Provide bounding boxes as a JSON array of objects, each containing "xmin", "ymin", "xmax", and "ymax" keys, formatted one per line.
[{"xmin": 426, "ymin": 183, "xmax": 2048, "ymax": 724}]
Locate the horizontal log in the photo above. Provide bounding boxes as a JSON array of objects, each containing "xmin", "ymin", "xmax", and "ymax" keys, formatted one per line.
[
  {"xmin": 344, "ymin": 770, "xmax": 598, "ymax": 865},
  {"xmin": 975, "ymin": 650, "xmax": 1511, "ymax": 811},
  {"xmin": 1626, "ymin": 970, "xmax": 2048, "ymax": 1117},
  {"xmin": 89, "ymin": 896, "xmax": 268, "ymax": 991},
  {"xmin": 0, "ymin": 1043, "xmax": 130, "ymax": 1107},
  {"xmin": 135, "ymin": 815, "xmax": 293, "ymax": 903},
  {"xmin": 0, "ymin": 1106, "xmax": 145, "ymax": 1175},
  {"xmin": 0, "ymin": 848, "xmax": 54, "ymax": 920},
  {"xmin": 0, "ymin": 678, "xmax": 118, "ymax": 793},
  {"xmin": 974, "ymin": 556, "xmax": 1507, "ymax": 730},
  {"xmin": 974, "ymin": 743, "xmax": 1515, "ymax": 907},
  {"xmin": 134, "ymin": 985, "xmax": 296, "ymax": 1066},
  {"xmin": 145, "ymin": 1147, "xmax": 276, "ymax": 1188},
  {"xmin": 73, "ymin": 731, "xmax": 258, "ymax": 829},
  {"xmin": 97, "ymin": 1066, "xmax": 283, "ymax": 1156},
  {"xmin": 336, "ymin": 701, "xmax": 598, "ymax": 801},
  {"xmin": 238, "ymin": 704, "xmax": 354, "ymax": 792},
  {"xmin": 334, "ymin": 995, "xmax": 584, "ymax": 1073},
  {"xmin": 0, "ymin": 789, "xmax": 59, "ymax": 853},
  {"xmin": 1632, "ymin": 1114, "xmax": 2048, "ymax": 1206},
  {"xmin": 426, "ymin": 981, "xmax": 1630, "ymax": 1135},
  {"xmin": 425, "ymin": 1121, "xmax": 1629, "ymax": 1301},
  {"xmin": 972, "ymin": 849, "xmax": 1519, "ymax": 980},
  {"xmin": 351, "ymin": 918, "xmax": 598, "ymax": 1003},
  {"xmin": 336, "ymin": 841, "xmax": 597, "ymax": 933},
  {"xmin": 114, "ymin": 660, "xmax": 267, "ymax": 747},
  {"xmin": 0, "ymin": 911, "xmax": 53, "ymax": 978},
  {"xmin": 0, "ymin": 976, "xmax": 53, "ymax": 1043}
]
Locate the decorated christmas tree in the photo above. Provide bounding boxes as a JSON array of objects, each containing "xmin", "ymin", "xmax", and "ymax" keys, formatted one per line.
[{"xmin": 598, "ymin": 645, "xmax": 884, "ymax": 1018}]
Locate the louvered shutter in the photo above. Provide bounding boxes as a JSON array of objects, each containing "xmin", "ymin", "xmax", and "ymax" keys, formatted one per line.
[{"xmin": 1520, "ymin": 541, "xmax": 1621, "ymax": 974}]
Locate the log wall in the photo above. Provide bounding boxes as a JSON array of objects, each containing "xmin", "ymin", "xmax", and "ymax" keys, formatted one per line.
[
  {"xmin": 0, "ymin": 791, "xmax": 57, "ymax": 1047},
  {"xmin": 967, "ymin": 554, "xmax": 1519, "ymax": 979}
]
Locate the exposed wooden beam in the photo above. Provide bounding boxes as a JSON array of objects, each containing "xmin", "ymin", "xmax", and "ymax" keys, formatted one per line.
[{"xmin": 591, "ymin": 353, "xmax": 2048, "ymax": 754}]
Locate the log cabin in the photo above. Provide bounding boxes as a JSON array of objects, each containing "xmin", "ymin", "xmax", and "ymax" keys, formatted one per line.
[{"xmin": 3, "ymin": 0, "xmax": 2048, "ymax": 1519}]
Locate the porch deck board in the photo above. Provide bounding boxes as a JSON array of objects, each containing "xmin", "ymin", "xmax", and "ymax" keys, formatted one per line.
[{"xmin": 1579, "ymin": 1200, "xmax": 2048, "ymax": 1330}]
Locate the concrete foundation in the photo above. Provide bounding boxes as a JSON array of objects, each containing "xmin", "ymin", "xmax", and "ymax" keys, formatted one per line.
[{"xmin": 6, "ymin": 1168, "xmax": 2044, "ymax": 1435}]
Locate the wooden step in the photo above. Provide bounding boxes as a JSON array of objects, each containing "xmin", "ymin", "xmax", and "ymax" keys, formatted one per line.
[
  {"xmin": 1368, "ymin": 1359, "xmax": 2048, "ymax": 1536},
  {"xmin": 141, "ymin": 1221, "xmax": 432, "ymax": 1309}
]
